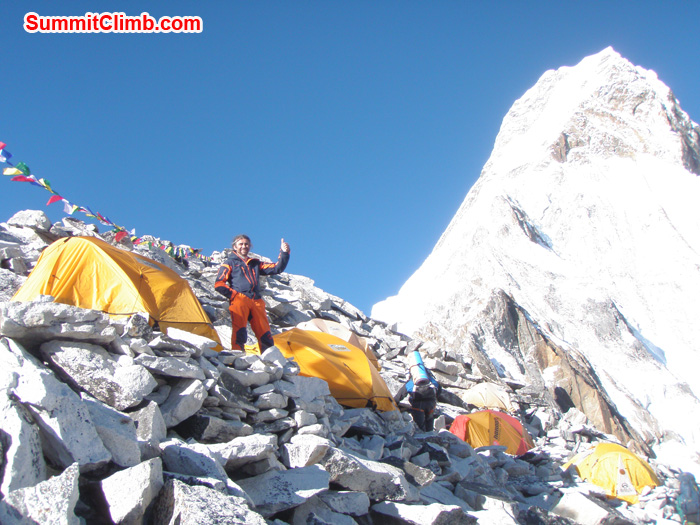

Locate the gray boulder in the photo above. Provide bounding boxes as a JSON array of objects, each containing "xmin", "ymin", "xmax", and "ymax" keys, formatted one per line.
[
  {"xmin": 175, "ymin": 414, "xmax": 253, "ymax": 443},
  {"xmin": 101, "ymin": 458, "xmax": 164, "ymax": 525},
  {"xmin": 0, "ymin": 393, "xmax": 47, "ymax": 496},
  {"xmin": 128, "ymin": 401, "xmax": 168, "ymax": 460},
  {"xmin": 321, "ymin": 447, "xmax": 420, "ymax": 502},
  {"xmin": 0, "ymin": 269, "xmax": 25, "ymax": 302},
  {"xmin": 0, "ymin": 463, "xmax": 80, "ymax": 525},
  {"xmin": 160, "ymin": 378, "xmax": 208, "ymax": 428},
  {"xmin": 153, "ymin": 479, "xmax": 266, "ymax": 525},
  {"xmin": 81, "ymin": 393, "xmax": 141, "ymax": 467},
  {"xmin": 199, "ymin": 433, "xmax": 278, "ymax": 472},
  {"xmin": 6, "ymin": 210, "xmax": 52, "ymax": 232},
  {"xmin": 165, "ymin": 326, "xmax": 219, "ymax": 353},
  {"xmin": 281, "ymin": 434, "xmax": 333, "ymax": 468},
  {"xmin": 41, "ymin": 339, "xmax": 157, "ymax": 410},
  {"xmin": 1, "ymin": 337, "xmax": 111, "ymax": 470}
]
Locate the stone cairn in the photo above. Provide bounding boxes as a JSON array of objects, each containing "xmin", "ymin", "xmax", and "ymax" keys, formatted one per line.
[{"xmin": 0, "ymin": 210, "xmax": 690, "ymax": 524}]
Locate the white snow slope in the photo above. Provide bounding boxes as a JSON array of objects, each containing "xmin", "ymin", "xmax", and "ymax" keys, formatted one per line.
[{"xmin": 373, "ymin": 48, "xmax": 700, "ymax": 468}]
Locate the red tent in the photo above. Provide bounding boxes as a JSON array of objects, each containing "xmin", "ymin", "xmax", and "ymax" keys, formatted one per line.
[{"xmin": 449, "ymin": 409, "xmax": 534, "ymax": 455}]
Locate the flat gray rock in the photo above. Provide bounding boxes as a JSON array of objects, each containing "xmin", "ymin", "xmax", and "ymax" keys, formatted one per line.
[
  {"xmin": 292, "ymin": 496, "xmax": 357, "ymax": 525},
  {"xmin": 318, "ymin": 490, "xmax": 370, "ymax": 517},
  {"xmin": 371, "ymin": 501, "xmax": 477, "ymax": 525},
  {"xmin": 236, "ymin": 464, "xmax": 330, "ymax": 517},
  {"xmin": 198, "ymin": 433, "xmax": 278, "ymax": 471},
  {"xmin": 0, "ymin": 301, "xmax": 117, "ymax": 346},
  {"xmin": 134, "ymin": 354, "xmax": 206, "ymax": 380}
]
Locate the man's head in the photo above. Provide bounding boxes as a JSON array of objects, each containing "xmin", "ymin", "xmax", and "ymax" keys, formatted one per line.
[{"xmin": 232, "ymin": 234, "xmax": 252, "ymax": 258}]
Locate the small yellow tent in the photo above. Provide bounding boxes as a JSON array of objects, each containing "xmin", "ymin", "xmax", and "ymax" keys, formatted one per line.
[
  {"xmin": 296, "ymin": 318, "xmax": 381, "ymax": 370},
  {"xmin": 563, "ymin": 442, "xmax": 660, "ymax": 504},
  {"xmin": 461, "ymin": 382, "xmax": 515, "ymax": 412},
  {"xmin": 273, "ymin": 328, "xmax": 396, "ymax": 411},
  {"xmin": 12, "ymin": 236, "xmax": 221, "ymax": 348},
  {"xmin": 449, "ymin": 409, "xmax": 534, "ymax": 455}
]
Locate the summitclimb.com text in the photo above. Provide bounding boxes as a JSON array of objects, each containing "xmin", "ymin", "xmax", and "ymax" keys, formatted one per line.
[{"xmin": 24, "ymin": 12, "xmax": 203, "ymax": 34}]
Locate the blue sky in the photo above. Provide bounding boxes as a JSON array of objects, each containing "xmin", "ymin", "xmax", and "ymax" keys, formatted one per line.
[{"xmin": 2, "ymin": 1, "xmax": 699, "ymax": 316}]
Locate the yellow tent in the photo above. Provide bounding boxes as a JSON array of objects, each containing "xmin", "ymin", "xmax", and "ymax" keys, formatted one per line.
[
  {"xmin": 12, "ymin": 236, "xmax": 221, "ymax": 348},
  {"xmin": 449, "ymin": 410, "xmax": 534, "ymax": 455},
  {"xmin": 296, "ymin": 318, "xmax": 381, "ymax": 370},
  {"xmin": 461, "ymin": 382, "xmax": 515, "ymax": 412},
  {"xmin": 273, "ymin": 328, "xmax": 396, "ymax": 411},
  {"xmin": 563, "ymin": 442, "xmax": 660, "ymax": 504}
]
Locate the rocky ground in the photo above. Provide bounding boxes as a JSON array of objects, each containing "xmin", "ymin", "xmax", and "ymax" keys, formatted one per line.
[{"xmin": 0, "ymin": 209, "xmax": 693, "ymax": 524}]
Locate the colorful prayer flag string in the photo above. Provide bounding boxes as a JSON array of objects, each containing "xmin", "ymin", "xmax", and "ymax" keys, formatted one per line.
[
  {"xmin": 0, "ymin": 140, "xmax": 211, "ymax": 262},
  {"xmin": 0, "ymin": 142, "xmax": 13, "ymax": 166}
]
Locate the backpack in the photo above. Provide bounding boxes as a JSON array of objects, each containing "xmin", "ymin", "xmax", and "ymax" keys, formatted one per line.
[
  {"xmin": 411, "ymin": 383, "xmax": 437, "ymax": 403},
  {"xmin": 678, "ymin": 473, "xmax": 700, "ymax": 524}
]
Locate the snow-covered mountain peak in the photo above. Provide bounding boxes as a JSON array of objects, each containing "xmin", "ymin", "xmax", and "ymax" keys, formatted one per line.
[
  {"xmin": 487, "ymin": 47, "xmax": 699, "ymax": 179},
  {"xmin": 373, "ymin": 48, "xmax": 700, "ymax": 470}
]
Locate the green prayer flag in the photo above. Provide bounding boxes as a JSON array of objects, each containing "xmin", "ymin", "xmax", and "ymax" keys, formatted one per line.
[{"xmin": 15, "ymin": 162, "xmax": 31, "ymax": 175}]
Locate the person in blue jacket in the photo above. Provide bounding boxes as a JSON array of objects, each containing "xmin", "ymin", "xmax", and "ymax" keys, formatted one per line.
[
  {"xmin": 394, "ymin": 367, "xmax": 442, "ymax": 431},
  {"xmin": 215, "ymin": 234, "xmax": 290, "ymax": 351}
]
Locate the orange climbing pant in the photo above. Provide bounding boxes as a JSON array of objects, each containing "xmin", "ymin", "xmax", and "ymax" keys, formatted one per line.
[{"xmin": 228, "ymin": 294, "xmax": 274, "ymax": 351}]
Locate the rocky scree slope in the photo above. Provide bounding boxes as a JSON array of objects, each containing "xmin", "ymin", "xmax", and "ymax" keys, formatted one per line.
[{"xmin": 0, "ymin": 209, "xmax": 692, "ymax": 524}]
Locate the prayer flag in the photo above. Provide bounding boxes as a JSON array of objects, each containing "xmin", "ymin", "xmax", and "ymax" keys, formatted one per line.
[
  {"xmin": 114, "ymin": 231, "xmax": 128, "ymax": 243},
  {"xmin": 63, "ymin": 200, "xmax": 79, "ymax": 215},
  {"xmin": 46, "ymin": 195, "xmax": 63, "ymax": 205},
  {"xmin": 38, "ymin": 178, "xmax": 54, "ymax": 193},
  {"xmin": 10, "ymin": 175, "xmax": 42, "ymax": 187},
  {"xmin": 4, "ymin": 167, "xmax": 23, "ymax": 176},
  {"xmin": 15, "ymin": 162, "xmax": 31, "ymax": 176},
  {"xmin": 0, "ymin": 148, "xmax": 12, "ymax": 164}
]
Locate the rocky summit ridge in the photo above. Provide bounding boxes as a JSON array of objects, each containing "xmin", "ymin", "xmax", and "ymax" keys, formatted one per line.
[
  {"xmin": 0, "ymin": 207, "xmax": 694, "ymax": 524},
  {"xmin": 372, "ymin": 48, "xmax": 700, "ymax": 475}
]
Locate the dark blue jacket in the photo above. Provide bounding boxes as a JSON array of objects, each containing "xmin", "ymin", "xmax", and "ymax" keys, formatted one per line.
[{"xmin": 215, "ymin": 250, "xmax": 289, "ymax": 300}]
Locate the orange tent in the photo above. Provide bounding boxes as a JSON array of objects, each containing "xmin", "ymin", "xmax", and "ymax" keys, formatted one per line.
[
  {"xmin": 273, "ymin": 328, "xmax": 396, "ymax": 411},
  {"xmin": 449, "ymin": 409, "xmax": 534, "ymax": 455},
  {"xmin": 563, "ymin": 442, "xmax": 660, "ymax": 504},
  {"xmin": 12, "ymin": 236, "xmax": 221, "ymax": 348},
  {"xmin": 296, "ymin": 318, "xmax": 381, "ymax": 370}
]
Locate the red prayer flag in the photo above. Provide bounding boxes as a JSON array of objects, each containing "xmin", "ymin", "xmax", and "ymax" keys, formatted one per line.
[
  {"xmin": 46, "ymin": 195, "xmax": 63, "ymax": 205},
  {"xmin": 114, "ymin": 231, "xmax": 128, "ymax": 243}
]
